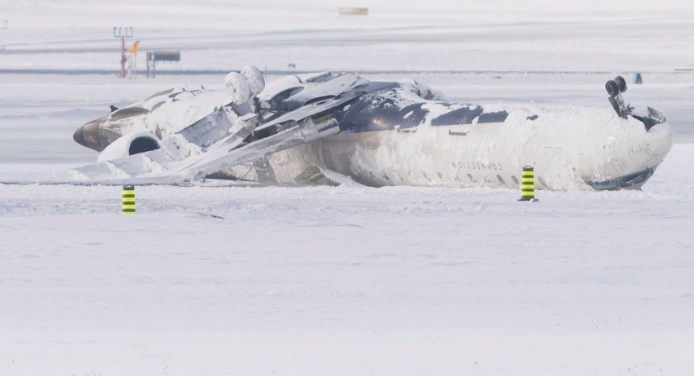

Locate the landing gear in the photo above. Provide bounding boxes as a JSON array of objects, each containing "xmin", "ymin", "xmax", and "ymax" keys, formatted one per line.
[
  {"xmin": 606, "ymin": 76, "xmax": 631, "ymax": 119},
  {"xmin": 614, "ymin": 76, "xmax": 627, "ymax": 93},
  {"xmin": 605, "ymin": 80, "xmax": 620, "ymax": 97}
]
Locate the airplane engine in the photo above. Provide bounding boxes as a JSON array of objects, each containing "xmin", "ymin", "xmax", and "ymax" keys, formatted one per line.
[
  {"xmin": 241, "ymin": 65, "xmax": 265, "ymax": 96},
  {"xmin": 225, "ymin": 72, "xmax": 251, "ymax": 104},
  {"xmin": 97, "ymin": 132, "xmax": 160, "ymax": 162}
]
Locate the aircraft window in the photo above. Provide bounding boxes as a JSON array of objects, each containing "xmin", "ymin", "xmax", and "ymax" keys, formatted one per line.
[
  {"xmin": 437, "ymin": 172, "xmax": 444, "ymax": 179},
  {"xmin": 467, "ymin": 174, "xmax": 474, "ymax": 182},
  {"xmin": 144, "ymin": 88, "xmax": 175, "ymax": 101},
  {"xmin": 497, "ymin": 175, "xmax": 506, "ymax": 185},
  {"xmin": 110, "ymin": 107, "xmax": 149, "ymax": 120},
  {"xmin": 511, "ymin": 175, "xmax": 519, "ymax": 185}
]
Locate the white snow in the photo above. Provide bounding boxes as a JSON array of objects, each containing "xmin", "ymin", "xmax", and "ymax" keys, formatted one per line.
[
  {"xmin": 1, "ymin": 146, "xmax": 693, "ymax": 375},
  {"xmin": 1, "ymin": 1, "xmax": 693, "ymax": 375}
]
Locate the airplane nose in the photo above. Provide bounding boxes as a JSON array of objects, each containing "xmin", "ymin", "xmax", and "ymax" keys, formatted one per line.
[
  {"xmin": 73, "ymin": 118, "xmax": 106, "ymax": 151},
  {"xmin": 73, "ymin": 125, "xmax": 87, "ymax": 147}
]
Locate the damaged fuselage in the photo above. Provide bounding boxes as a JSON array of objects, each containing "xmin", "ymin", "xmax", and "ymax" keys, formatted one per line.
[{"xmin": 72, "ymin": 68, "xmax": 673, "ymax": 190}]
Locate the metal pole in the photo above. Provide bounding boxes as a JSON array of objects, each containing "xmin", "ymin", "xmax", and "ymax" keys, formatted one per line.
[
  {"xmin": 113, "ymin": 26, "xmax": 133, "ymax": 79},
  {"xmin": 120, "ymin": 36, "xmax": 126, "ymax": 78}
]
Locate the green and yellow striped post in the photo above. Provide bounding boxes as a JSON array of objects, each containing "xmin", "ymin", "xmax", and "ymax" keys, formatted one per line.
[
  {"xmin": 122, "ymin": 185, "xmax": 136, "ymax": 214},
  {"xmin": 519, "ymin": 166, "xmax": 537, "ymax": 202}
]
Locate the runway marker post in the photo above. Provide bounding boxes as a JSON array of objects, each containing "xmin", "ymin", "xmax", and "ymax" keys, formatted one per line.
[
  {"xmin": 122, "ymin": 185, "xmax": 136, "ymax": 214},
  {"xmin": 519, "ymin": 166, "xmax": 537, "ymax": 202}
]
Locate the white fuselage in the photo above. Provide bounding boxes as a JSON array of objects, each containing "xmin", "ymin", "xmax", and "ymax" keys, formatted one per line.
[
  {"xmin": 267, "ymin": 106, "xmax": 672, "ymax": 190},
  {"xmin": 77, "ymin": 85, "xmax": 673, "ymax": 191}
]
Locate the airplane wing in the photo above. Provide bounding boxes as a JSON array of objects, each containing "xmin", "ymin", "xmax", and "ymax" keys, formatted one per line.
[{"xmin": 68, "ymin": 70, "xmax": 392, "ymax": 185}]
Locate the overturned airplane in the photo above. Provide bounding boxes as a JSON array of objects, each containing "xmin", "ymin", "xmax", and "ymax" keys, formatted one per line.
[{"xmin": 72, "ymin": 66, "xmax": 672, "ymax": 190}]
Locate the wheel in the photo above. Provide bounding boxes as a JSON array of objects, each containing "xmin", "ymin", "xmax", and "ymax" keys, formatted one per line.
[
  {"xmin": 605, "ymin": 80, "xmax": 620, "ymax": 97},
  {"xmin": 614, "ymin": 76, "xmax": 627, "ymax": 92}
]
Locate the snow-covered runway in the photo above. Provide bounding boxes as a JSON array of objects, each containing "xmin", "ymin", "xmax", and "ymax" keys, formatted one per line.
[
  {"xmin": 1, "ymin": 146, "xmax": 693, "ymax": 376},
  {"xmin": 2, "ymin": 0, "xmax": 694, "ymax": 374}
]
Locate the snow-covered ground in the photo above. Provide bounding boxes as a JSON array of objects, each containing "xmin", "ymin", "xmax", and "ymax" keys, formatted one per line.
[
  {"xmin": 1, "ymin": 1, "xmax": 694, "ymax": 375},
  {"xmin": 2, "ymin": 0, "xmax": 694, "ymax": 72},
  {"xmin": 1, "ymin": 145, "xmax": 694, "ymax": 376}
]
